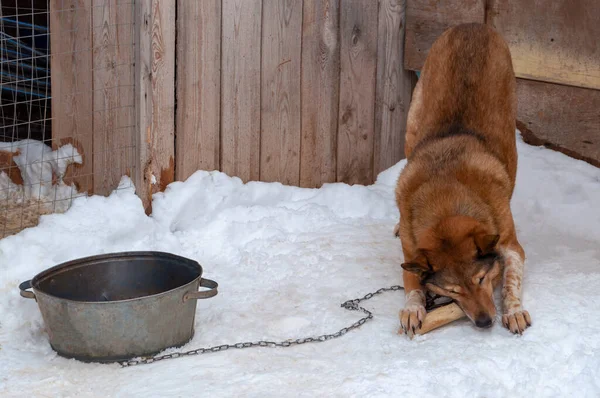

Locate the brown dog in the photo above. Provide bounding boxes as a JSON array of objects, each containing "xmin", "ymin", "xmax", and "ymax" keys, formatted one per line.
[{"xmin": 394, "ymin": 23, "xmax": 531, "ymax": 337}]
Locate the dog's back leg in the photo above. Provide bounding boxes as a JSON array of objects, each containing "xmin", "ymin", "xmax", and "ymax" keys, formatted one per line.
[{"xmin": 404, "ymin": 77, "xmax": 424, "ymax": 159}]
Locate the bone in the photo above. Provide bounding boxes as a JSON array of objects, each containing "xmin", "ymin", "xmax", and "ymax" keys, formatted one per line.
[{"xmin": 417, "ymin": 302, "xmax": 467, "ymax": 335}]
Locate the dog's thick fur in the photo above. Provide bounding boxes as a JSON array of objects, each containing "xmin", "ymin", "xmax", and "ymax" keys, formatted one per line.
[{"xmin": 395, "ymin": 23, "xmax": 531, "ymax": 336}]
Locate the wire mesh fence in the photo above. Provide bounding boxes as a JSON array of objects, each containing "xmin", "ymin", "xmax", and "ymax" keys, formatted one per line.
[{"xmin": 0, "ymin": 0, "xmax": 136, "ymax": 238}]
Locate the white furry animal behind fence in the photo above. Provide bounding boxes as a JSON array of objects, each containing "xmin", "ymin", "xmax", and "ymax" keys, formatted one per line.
[{"xmin": 0, "ymin": 139, "xmax": 82, "ymax": 237}]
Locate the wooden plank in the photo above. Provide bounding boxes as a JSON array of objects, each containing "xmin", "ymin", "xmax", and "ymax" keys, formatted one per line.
[
  {"xmin": 374, "ymin": 0, "xmax": 416, "ymax": 175},
  {"xmin": 221, "ymin": 0, "xmax": 262, "ymax": 182},
  {"xmin": 50, "ymin": 0, "xmax": 93, "ymax": 194},
  {"xmin": 135, "ymin": 0, "xmax": 176, "ymax": 212},
  {"xmin": 175, "ymin": 0, "xmax": 221, "ymax": 182},
  {"xmin": 300, "ymin": 0, "xmax": 340, "ymax": 188},
  {"xmin": 93, "ymin": 0, "xmax": 136, "ymax": 196},
  {"xmin": 337, "ymin": 0, "xmax": 378, "ymax": 185},
  {"xmin": 487, "ymin": 0, "xmax": 600, "ymax": 90},
  {"xmin": 516, "ymin": 78, "xmax": 600, "ymax": 168},
  {"xmin": 404, "ymin": 0, "xmax": 485, "ymax": 71},
  {"xmin": 260, "ymin": 0, "xmax": 303, "ymax": 185}
]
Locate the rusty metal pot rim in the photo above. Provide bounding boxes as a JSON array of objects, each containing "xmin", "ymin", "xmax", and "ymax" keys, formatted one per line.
[{"xmin": 19, "ymin": 251, "xmax": 213, "ymax": 305}]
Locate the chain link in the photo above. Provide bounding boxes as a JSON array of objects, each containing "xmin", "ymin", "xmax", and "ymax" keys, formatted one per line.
[{"xmin": 120, "ymin": 285, "xmax": 410, "ymax": 367}]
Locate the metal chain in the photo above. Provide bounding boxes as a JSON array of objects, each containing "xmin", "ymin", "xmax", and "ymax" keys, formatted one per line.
[
  {"xmin": 120, "ymin": 285, "xmax": 408, "ymax": 368},
  {"xmin": 119, "ymin": 285, "xmax": 452, "ymax": 368}
]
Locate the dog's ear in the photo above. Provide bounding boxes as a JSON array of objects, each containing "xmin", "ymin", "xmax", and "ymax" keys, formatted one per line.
[
  {"xmin": 474, "ymin": 233, "xmax": 499, "ymax": 255},
  {"xmin": 401, "ymin": 251, "xmax": 431, "ymax": 279}
]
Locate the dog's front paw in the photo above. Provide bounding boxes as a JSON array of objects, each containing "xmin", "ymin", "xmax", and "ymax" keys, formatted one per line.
[
  {"xmin": 398, "ymin": 304, "xmax": 426, "ymax": 338},
  {"xmin": 502, "ymin": 309, "xmax": 532, "ymax": 335}
]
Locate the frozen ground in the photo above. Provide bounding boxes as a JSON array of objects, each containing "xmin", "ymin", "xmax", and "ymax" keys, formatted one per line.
[{"xmin": 1, "ymin": 133, "xmax": 599, "ymax": 397}]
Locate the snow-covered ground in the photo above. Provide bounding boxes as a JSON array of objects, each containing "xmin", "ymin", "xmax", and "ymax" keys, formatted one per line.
[{"xmin": 1, "ymin": 133, "xmax": 599, "ymax": 397}]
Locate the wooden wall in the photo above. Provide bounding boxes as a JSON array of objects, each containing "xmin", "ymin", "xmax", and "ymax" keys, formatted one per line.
[
  {"xmin": 51, "ymin": 0, "xmax": 137, "ymax": 197},
  {"xmin": 404, "ymin": 0, "xmax": 600, "ymax": 167},
  {"xmin": 50, "ymin": 0, "xmax": 174, "ymax": 211},
  {"xmin": 176, "ymin": 0, "xmax": 416, "ymax": 187},
  {"xmin": 50, "ymin": 0, "xmax": 416, "ymax": 213},
  {"xmin": 135, "ymin": 0, "xmax": 176, "ymax": 210},
  {"xmin": 49, "ymin": 0, "xmax": 598, "ymax": 215}
]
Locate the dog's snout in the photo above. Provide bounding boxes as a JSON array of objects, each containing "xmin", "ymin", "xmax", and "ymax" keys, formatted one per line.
[{"xmin": 475, "ymin": 314, "xmax": 493, "ymax": 328}]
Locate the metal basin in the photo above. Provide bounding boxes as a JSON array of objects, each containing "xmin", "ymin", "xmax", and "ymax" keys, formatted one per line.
[{"xmin": 19, "ymin": 251, "xmax": 218, "ymax": 363}]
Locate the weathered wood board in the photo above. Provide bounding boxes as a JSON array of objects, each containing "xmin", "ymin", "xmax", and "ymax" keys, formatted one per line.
[
  {"xmin": 300, "ymin": 0, "xmax": 340, "ymax": 188},
  {"xmin": 404, "ymin": 0, "xmax": 600, "ymax": 90},
  {"xmin": 517, "ymin": 79, "xmax": 600, "ymax": 168},
  {"xmin": 135, "ymin": 0, "xmax": 176, "ymax": 212},
  {"xmin": 375, "ymin": 0, "xmax": 417, "ymax": 175},
  {"xmin": 487, "ymin": 0, "xmax": 600, "ymax": 90},
  {"xmin": 175, "ymin": 0, "xmax": 222, "ymax": 182},
  {"xmin": 260, "ymin": 0, "xmax": 303, "ymax": 185},
  {"xmin": 93, "ymin": 0, "xmax": 136, "ymax": 196},
  {"xmin": 221, "ymin": 0, "xmax": 262, "ymax": 183},
  {"xmin": 337, "ymin": 0, "xmax": 379, "ymax": 185},
  {"xmin": 404, "ymin": 0, "xmax": 485, "ymax": 71},
  {"xmin": 50, "ymin": 0, "xmax": 94, "ymax": 194}
]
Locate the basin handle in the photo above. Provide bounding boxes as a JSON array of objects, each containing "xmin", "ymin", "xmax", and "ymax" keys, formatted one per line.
[
  {"xmin": 183, "ymin": 278, "xmax": 218, "ymax": 302},
  {"xmin": 19, "ymin": 280, "xmax": 36, "ymax": 300}
]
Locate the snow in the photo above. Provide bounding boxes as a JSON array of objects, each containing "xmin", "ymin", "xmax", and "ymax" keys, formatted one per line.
[
  {"xmin": 0, "ymin": 140, "xmax": 82, "ymax": 211},
  {"xmin": 1, "ymin": 133, "xmax": 599, "ymax": 397}
]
